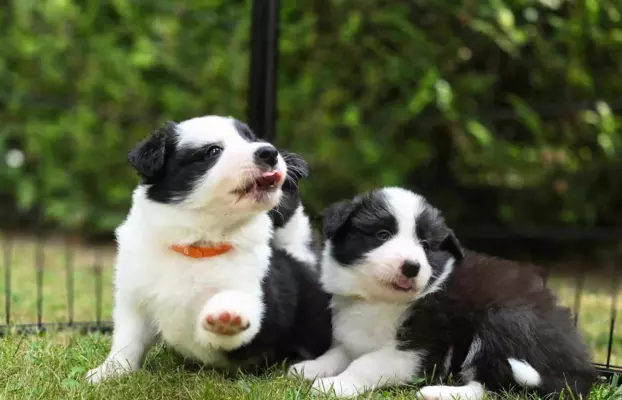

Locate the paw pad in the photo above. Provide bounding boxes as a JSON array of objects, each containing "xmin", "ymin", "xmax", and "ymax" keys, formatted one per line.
[{"xmin": 203, "ymin": 310, "xmax": 249, "ymax": 336}]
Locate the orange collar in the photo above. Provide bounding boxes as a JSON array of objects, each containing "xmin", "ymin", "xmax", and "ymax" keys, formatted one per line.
[{"xmin": 170, "ymin": 243, "xmax": 233, "ymax": 259}]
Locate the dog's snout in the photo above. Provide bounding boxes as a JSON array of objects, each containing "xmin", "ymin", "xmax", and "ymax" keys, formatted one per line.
[
  {"xmin": 401, "ymin": 261, "xmax": 420, "ymax": 278},
  {"xmin": 254, "ymin": 146, "xmax": 278, "ymax": 168}
]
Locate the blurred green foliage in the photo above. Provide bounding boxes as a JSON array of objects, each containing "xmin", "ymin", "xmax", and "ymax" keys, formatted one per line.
[{"xmin": 0, "ymin": 0, "xmax": 621, "ymax": 235}]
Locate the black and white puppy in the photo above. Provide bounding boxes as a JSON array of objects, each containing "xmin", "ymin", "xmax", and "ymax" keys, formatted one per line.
[
  {"xmin": 87, "ymin": 116, "xmax": 331, "ymax": 382},
  {"xmin": 289, "ymin": 187, "xmax": 597, "ymax": 399}
]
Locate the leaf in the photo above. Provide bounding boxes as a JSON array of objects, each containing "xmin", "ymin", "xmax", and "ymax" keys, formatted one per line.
[
  {"xmin": 408, "ymin": 68, "xmax": 439, "ymax": 115},
  {"xmin": 597, "ymin": 133, "xmax": 615, "ymax": 157},
  {"xmin": 435, "ymin": 79, "xmax": 454, "ymax": 113},
  {"xmin": 61, "ymin": 378, "xmax": 80, "ymax": 390},
  {"xmin": 497, "ymin": 7, "xmax": 515, "ymax": 31},
  {"xmin": 343, "ymin": 105, "xmax": 360, "ymax": 128},
  {"xmin": 466, "ymin": 120, "xmax": 493, "ymax": 147},
  {"xmin": 68, "ymin": 366, "xmax": 86, "ymax": 379},
  {"xmin": 507, "ymin": 95, "xmax": 544, "ymax": 143}
]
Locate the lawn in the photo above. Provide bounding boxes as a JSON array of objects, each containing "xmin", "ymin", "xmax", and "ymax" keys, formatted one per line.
[{"xmin": 1, "ymin": 235, "xmax": 621, "ymax": 399}]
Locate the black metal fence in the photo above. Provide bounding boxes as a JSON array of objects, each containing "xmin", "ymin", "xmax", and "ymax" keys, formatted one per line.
[
  {"xmin": 1, "ymin": 228, "xmax": 620, "ymax": 377},
  {"xmin": 0, "ymin": 0, "xmax": 621, "ymax": 382}
]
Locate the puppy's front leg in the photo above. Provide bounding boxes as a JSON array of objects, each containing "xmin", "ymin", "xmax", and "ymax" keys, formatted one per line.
[
  {"xmin": 312, "ymin": 346, "xmax": 421, "ymax": 398},
  {"xmin": 86, "ymin": 297, "xmax": 155, "ymax": 383},
  {"xmin": 288, "ymin": 345, "xmax": 351, "ymax": 380},
  {"xmin": 197, "ymin": 290, "xmax": 263, "ymax": 351}
]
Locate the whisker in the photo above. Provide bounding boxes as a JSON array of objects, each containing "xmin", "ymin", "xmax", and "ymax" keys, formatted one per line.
[
  {"xmin": 286, "ymin": 165, "xmax": 305, "ymax": 176},
  {"xmin": 271, "ymin": 208, "xmax": 285, "ymax": 224},
  {"xmin": 282, "ymin": 174, "xmax": 300, "ymax": 192}
]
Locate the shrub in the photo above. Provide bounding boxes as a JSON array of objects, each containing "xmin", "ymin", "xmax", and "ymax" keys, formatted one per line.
[{"xmin": 1, "ymin": 0, "xmax": 621, "ymax": 235}]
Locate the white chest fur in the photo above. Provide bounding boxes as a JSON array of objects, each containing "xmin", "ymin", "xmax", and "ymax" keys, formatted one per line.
[
  {"xmin": 112, "ymin": 208, "xmax": 272, "ymax": 365},
  {"xmin": 331, "ymin": 298, "xmax": 410, "ymax": 359}
]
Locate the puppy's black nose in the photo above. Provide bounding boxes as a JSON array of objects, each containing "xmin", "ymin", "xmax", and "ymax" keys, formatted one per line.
[
  {"xmin": 254, "ymin": 146, "xmax": 278, "ymax": 168},
  {"xmin": 401, "ymin": 261, "xmax": 420, "ymax": 278}
]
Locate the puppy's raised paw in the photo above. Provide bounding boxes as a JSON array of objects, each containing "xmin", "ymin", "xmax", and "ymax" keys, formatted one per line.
[
  {"xmin": 202, "ymin": 310, "xmax": 250, "ymax": 336},
  {"xmin": 199, "ymin": 290, "xmax": 260, "ymax": 342}
]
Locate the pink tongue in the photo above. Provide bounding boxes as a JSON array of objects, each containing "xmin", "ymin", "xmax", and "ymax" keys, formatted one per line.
[
  {"xmin": 257, "ymin": 171, "xmax": 282, "ymax": 186},
  {"xmin": 394, "ymin": 276, "xmax": 413, "ymax": 290}
]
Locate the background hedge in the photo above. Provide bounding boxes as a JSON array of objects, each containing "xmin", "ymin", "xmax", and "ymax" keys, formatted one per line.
[{"xmin": 1, "ymin": 0, "xmax": 621, "ymax": 237}]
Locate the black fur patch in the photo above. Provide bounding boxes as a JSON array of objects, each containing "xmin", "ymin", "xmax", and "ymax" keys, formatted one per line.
[
  {"xmin": 225, "ymin": 248, "xmax": 332, "ymax": 369},
  {"xmin": 324, "ymin": 190, "xmax": 398, "ymax": 266},
  {"xmin": 397, "ymin": 251, "xmax": 597, "ymax": 397},
  {"xmin": 128, "ymin": 121, "xmax": 177, "ymax": 180},
  {"xmin": 415, "ymin": 205, "xmax": 464, "ymax": 261},
  {"xmin": 268, "ymin": 151, "xmax": 309, "ymax": 228},
  {"xmin": 147, "ymin": 142, "xmax": 225, "ymax": 204},
  {"xmin": 233, "ymin": 119, "xmax": 258, "ymax": 142}
]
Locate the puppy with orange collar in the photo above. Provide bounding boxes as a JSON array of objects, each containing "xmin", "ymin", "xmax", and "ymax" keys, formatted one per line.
[{"xmin": 87, "ymin": 116, "xmax": 331, "ymax": 382}]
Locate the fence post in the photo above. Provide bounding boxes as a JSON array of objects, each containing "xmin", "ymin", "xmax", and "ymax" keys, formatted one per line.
[
  {"xmin": 605, "ymin": 246, "xmax": 622, "ymax": 370},
  {"xmin": 248, "ymin": 0, "xmax": 280, "ymax": 141}
]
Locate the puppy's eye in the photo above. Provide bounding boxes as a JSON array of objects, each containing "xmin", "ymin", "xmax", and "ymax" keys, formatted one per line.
[
  {"xmin": 376, "ymin": 230, "xmax": 392, "ymax": 241},
  {"xmin": 420, "ymin": 240, "xmax": 430, "ymax": 250},
  {"xmin": 207, "ymin": 146, "xmax": 223, "ymax": 157}
]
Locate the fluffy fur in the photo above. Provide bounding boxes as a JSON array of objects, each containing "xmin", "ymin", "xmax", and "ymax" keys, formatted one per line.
[
  {"xmin": 269, "ymin": 159, "xmax": 320, "ymax": 272},
  {"xmin": 86, "ymin": 116, "xmax": 331, "ymax": 383},
  {"xmin": 289, "ymin": 187, "xmax": 597, "ymax": 399}
]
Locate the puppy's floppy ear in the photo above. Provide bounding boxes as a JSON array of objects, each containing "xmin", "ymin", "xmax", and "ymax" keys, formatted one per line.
[
  {"xmin": 281, "ymin": 150, "xmax": 309, "ymax": 183},
  {"xmin": 440, "ymin": 229, "xmax": 465, "ymax": 261},
  {"xmin": 322, "ymin": 198, "xmax": 359, "ymax": 239},
  {"xmin": 128, "ymin": 121, "xmax": 176, "ymax": 179}
]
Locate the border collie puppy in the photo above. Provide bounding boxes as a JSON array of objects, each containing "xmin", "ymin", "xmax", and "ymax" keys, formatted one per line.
[
  {"xmin": 289, "ymin": 187, "xmax": 596, "ymax": 399},
  {"xmin": 87, "ymin": 116, "xmax": 331, "ymax": 383}
]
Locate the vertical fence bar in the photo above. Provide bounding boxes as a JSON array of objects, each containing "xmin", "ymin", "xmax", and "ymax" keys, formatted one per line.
[
  {"xmin": 572, "ymin": 268, "xmax": 585, "ymax": 327},
  {"xmin": 94, "ymin": 250, "xmax": 103, "ymax": 328},
  {"xmin": 605, "ymin": 258, "xmax": 620, "ymax": 369},
  {"xmin": 34, "ymin": 169, "xmax": 46, "ymax": 331},
  {"xmin": 35, "ymin": 236, "xmax": 44, "ymax": 329},
  {"xmin": 65, "ymin": 237, "xmax": 74, "ymax": 327},
  {"xmin": 248, "ymin": 0, "xmax": 280, "ymax": 141},
  {"xmin": 3, "ymin": 235, "xmax": 12, "ymax": 326}
]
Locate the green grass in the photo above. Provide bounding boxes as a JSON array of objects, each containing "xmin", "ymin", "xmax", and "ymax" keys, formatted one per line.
[
  {"xmin": 0, "ymin": 334, "xmax": 621, "ymax": 400},
  {"xmin": 1, "ymin": 236, "xmax": 621, "ymax": 399}
]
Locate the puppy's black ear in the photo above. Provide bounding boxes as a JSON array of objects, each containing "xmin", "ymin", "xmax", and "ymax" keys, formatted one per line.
[
  {"xmin": 281, "ymin": 150, "xmax": 309, "ymax": 183},
  {"xmin": 128, "ymin": 121, "xmax": 176, "ymax": 179},
  {"xmin": 322, "ymin": 198, "xmax": 359, "ymax": 239},
  {"xmin": 440, "ymin": 229, "xmax": 465, "ymax": 261}
]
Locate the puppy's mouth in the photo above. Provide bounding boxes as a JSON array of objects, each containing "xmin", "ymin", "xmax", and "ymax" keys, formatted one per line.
[
  {"xmin": 233, "ymin": 171, "xmax": 283, "ymax": 201},
  {"xmin": 390, "ymin": 276, "xmax": 414, "ymax": 292}
]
